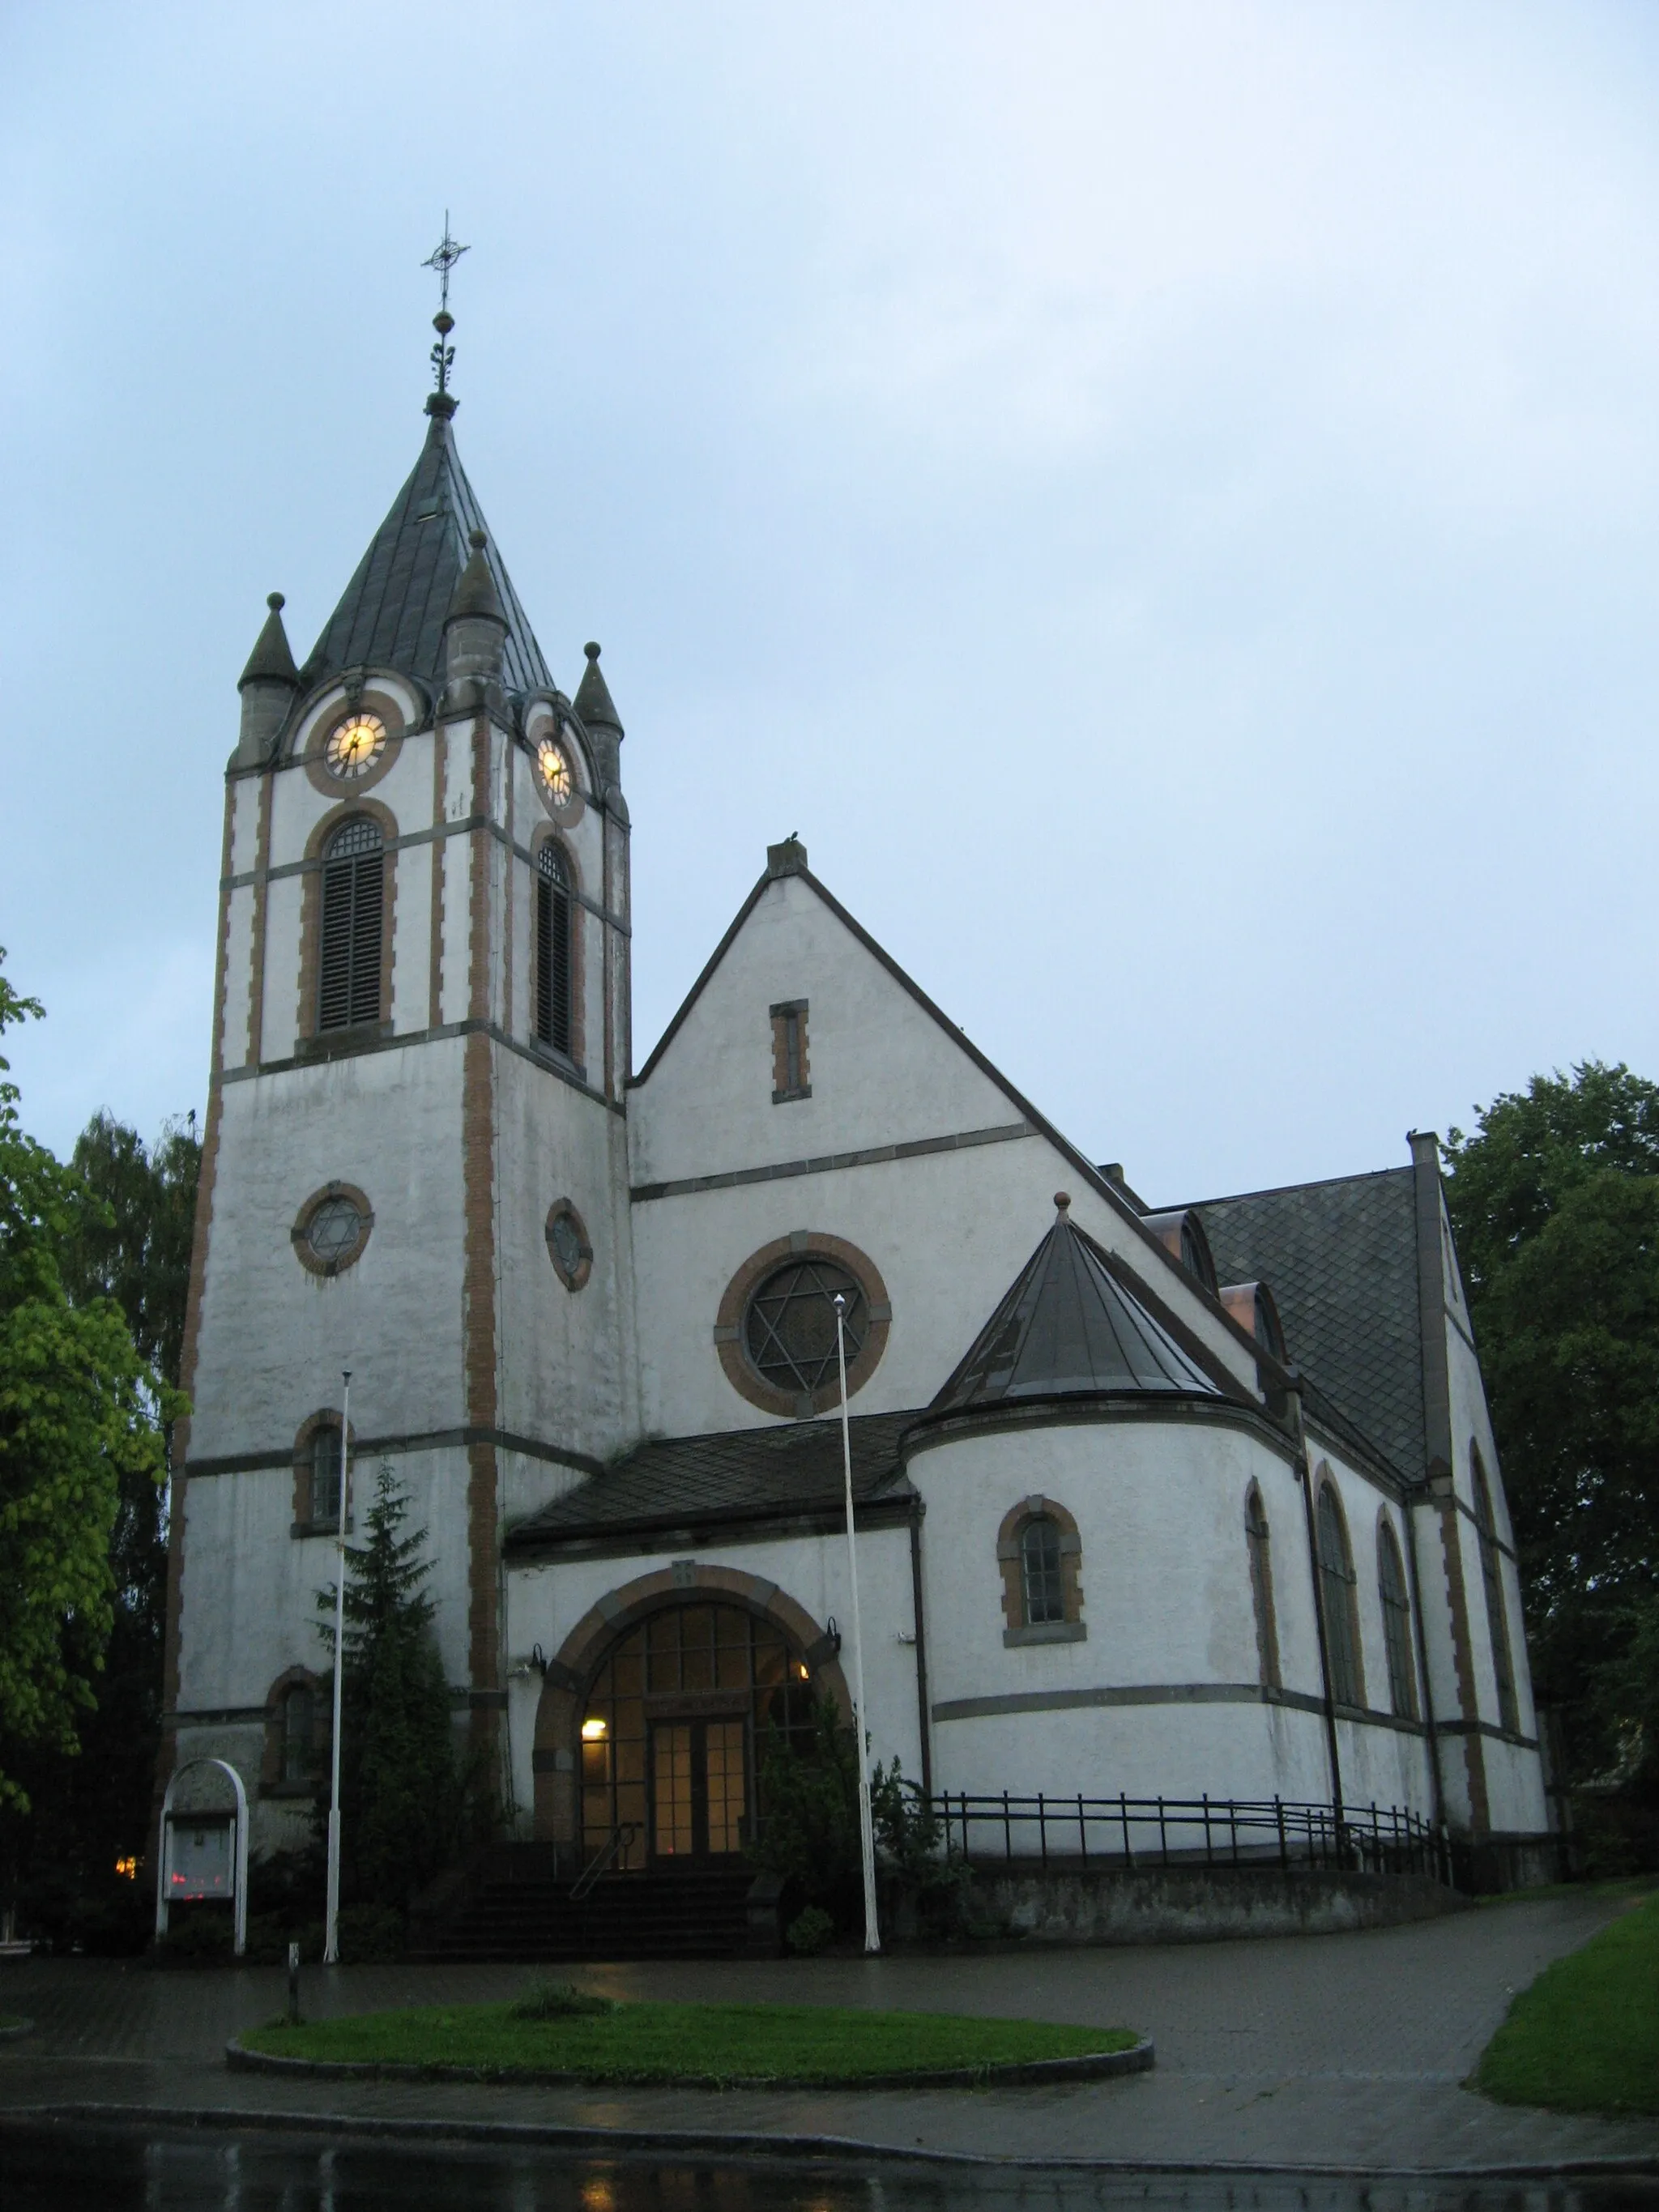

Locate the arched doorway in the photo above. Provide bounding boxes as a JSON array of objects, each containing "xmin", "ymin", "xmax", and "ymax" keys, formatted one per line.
[{"xmin": 579, "ymin": 1601, "xmax": 817, "ymax": 1869}]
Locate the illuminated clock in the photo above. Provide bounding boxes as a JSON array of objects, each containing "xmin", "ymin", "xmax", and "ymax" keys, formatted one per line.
[
  {"xmin": 325, "ymin": 713, "xmax": 387, "ymax": 780},
  {"xmin": 536, "ymin": 734, "xmax": 574, "ymax": 807}
]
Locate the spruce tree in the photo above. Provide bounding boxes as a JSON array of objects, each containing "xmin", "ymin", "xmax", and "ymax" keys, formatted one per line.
[{"xmin": 318, "ymin": 1464, "xmax": 460, "ymax": 1910}]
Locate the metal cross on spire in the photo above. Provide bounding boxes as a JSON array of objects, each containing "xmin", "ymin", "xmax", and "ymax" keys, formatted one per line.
[{"xmin": 420, "ymin": 215, "xmax": 470, "ymax": 400}]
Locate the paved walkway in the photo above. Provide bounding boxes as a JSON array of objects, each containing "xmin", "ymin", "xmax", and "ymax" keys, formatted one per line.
[{"xmin": 2, "ymin": 1892, "xmax": 1656, "ymax": 2174}]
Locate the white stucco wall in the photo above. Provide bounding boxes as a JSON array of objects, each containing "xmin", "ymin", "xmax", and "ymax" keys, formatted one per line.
[{"xmin": 909, "ymin": 1412, "xmax": 1437, "ymax": 1822}]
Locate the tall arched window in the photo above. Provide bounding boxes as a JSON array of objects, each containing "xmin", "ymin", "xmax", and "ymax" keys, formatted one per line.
[
  {"xmin": 1378, "ymin": 1520, "xmax": 1418, "ymax": 1720},
  {"xmin": 1316, "ymin": 1481, "xmax": 1364, "ymax": 1708},
  {"xmin": 536, "ymin": 842, "xmax": 574, "ymax": 1056},
  {"xmin": 282, "ymin": 1683, "xmax": 316, "ymax": 1783},
  {"xmin": 318, "ymin": 816, "xmax": 385, "ymax": 1031},
  {"xmin": 310, "ymin": 1426, "xmax": 343, "ymax": 1527},
  {"xmin": 1245, "ymin": 1485, "xmax": 1281, "ymax": 1687},
  {"xmin": 1020, "ymin": 1515, "xmax": 1065, "ymax": 1626},
  {"xmin": 1473, "ymin": 1448, "xmax": 1519, "ymax": 1733}
]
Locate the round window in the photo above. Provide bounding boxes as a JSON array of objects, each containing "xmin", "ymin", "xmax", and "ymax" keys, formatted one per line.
[
  {"xmin": 291, "ymin": 1185, "xmax": 373, "ymax": 1276},
  {"xmin": 324, "ymin": 713, "xmax": 387, "ymax": 781},
  {"xmin": 744, "ymin": 1257, "xmax": 867, "ymax": 1395},
  {"xmin": 545, "ymin": 1200, "xmax": 593, "ymax": 1290},
  {"xmin": 305, "ymin": 1195, "xmax": 363, "ymax": 1265}
]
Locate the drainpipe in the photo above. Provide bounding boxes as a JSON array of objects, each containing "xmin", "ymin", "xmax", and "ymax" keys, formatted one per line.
[
  {"xmin": 907, "ymin": 1501, "xmax": 932, "ymax": 1800},
  {"xmin": 1290, "ymin": 1375, "xmax": 1344, "ymax": 1822}
]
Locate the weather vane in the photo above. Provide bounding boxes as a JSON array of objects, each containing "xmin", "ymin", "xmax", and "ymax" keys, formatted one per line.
[{"xmin": 420, "ymin": 214, "xmax": 470, "ymax": 399}]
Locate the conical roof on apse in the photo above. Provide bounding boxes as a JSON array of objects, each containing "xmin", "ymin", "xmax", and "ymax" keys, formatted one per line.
[
  {"xmin": 930, "ymin": 1202, "xmax": 1223, "ymax": 1412},
  {"xmin": 303, "ymin": 412, "xmax": 552, "ymax": 698}
]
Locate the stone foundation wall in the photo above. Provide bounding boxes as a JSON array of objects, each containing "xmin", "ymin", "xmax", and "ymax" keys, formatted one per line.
[{"xmin": 963, "ymin": 1861, "xmax": 1469, "ymax": 1945}]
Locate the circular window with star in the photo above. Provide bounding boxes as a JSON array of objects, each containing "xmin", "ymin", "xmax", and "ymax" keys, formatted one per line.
[
  {"xmin": 291, "ymin": 1183, "xmax": 375, "ymax": 1278},
  {"xmin": 714, "ymin": 1234, "xmax": 891, "ymax": 1417}
]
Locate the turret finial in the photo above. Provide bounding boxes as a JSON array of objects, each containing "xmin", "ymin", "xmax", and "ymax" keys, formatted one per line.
[{"xmin": 421, "ymin": 214, "xmax": 470, "ymax": 417}]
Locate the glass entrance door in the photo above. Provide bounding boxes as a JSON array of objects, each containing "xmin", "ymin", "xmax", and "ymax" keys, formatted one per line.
[{"xmin": 650, "ymin": 1719, "xmax": 747, "ymax": 1860}]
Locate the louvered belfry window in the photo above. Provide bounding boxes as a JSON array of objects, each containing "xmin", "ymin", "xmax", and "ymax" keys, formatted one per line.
[
  {"xmin": 318, "ymin": 816, "xmax": 385, "ymax": 1031},
  {"xmin": 536, "ymin": 842, "xmax": 574, "ymax": 1056}
]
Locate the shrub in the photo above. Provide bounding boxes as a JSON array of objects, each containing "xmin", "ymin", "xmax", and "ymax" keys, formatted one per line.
[{"xmin": 786, "ymin": 1905, "xmax": 834, "ymax": 1955}]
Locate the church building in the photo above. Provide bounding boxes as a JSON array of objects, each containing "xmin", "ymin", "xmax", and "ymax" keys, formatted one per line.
[{"xmin": 160, "ymin": 339, "xmax": 1550, "ymax": 1916}]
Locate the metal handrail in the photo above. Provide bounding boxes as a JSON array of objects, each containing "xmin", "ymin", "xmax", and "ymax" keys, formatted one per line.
[
  {"xmin": 571, "ymin": 1822, "xmax": 640, "ymax": 1901},
  {"xmin": 928, "ymin": 1792, "xmax": 1449, "ymax": 1884}
]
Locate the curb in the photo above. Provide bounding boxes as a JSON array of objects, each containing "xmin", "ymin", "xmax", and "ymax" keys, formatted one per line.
[
  {"xmin": 0, "ymin": 2019, "xmax": 32, "ymax": 2043},
  {"xmin": 225, "ymin": 2033, "xmax": 1155, "ymax": 2091},
  {"xmin": 2, "ymin": 2105, "xmax": 1657, "ymax": 2180}
]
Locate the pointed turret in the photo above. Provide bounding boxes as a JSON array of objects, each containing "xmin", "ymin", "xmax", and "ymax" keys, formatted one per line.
[
  {"xmin": 235, "ymin": 592, "xmax": 300, "ymax": 765},
  {"xmin": 574, "ymin": 641, "xmax": 622, "ymax": 732},
  {"xmin": 442, "ymin": 527, "xmax": 508, "ymax": 712},
  {"xmin": 931, "ymin": 1196, "xmax": 1222, "ymax": 1411},
  {"xmin": 573, "ymin": 641, "xmax": 625, "ymax": 798}
]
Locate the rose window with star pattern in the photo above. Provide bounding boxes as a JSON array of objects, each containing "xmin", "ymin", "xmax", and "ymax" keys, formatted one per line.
[{"xmin": 743, "ymin": 1257, "xmax": 868, "ymax": 1396}]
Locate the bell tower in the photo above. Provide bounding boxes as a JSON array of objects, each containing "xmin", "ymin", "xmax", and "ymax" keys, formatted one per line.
[{"xmin": 160, "ymin": 245, "xmax": 638, "ymax": 1849}]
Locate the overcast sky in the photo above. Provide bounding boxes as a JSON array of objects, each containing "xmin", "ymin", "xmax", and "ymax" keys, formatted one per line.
[{"xmin": 4, "ymin": 2, "xmax": 1657, "ymax": 1205}]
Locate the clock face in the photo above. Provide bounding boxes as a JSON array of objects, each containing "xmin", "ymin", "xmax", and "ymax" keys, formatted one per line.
[
  {"xmin": 325, "ymin": 713, "xmax": 387, "ymax": 780},
  {"xmin": 536, "ymin": 735, "xmax": 574, "ymax": 806}
]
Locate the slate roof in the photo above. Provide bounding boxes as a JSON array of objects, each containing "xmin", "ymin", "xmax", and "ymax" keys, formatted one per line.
[
  {"xmin": 931, "ymin": 1208, "xmax": 1222, "ymax": 1413},
  {"xmin": 1189, "ymin": 1168, "xmax": 1427, "ymax": 1483},
  {"xmin": 304, "ymin": 412, "xmax": 552, "ymax": 698},
  {"xmin": 505, "ymin": 1412, "xmax": 916, "ymax": 1551}
]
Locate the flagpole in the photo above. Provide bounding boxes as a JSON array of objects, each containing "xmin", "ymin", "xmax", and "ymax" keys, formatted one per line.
[
  {"xmin": 834, "ymin": 1295, "xmax": 881, "ymax": 1954},
  {"xmin": 323, "ymin": 1370, "xmax": 351, "ymax": 1967}
]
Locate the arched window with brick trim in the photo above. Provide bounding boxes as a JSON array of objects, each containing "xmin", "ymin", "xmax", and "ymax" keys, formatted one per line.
[
  {"xmin": 1473, "ymin": 1447, "xmax": 1520, "ymax": 1733},
  {"xmin": 1245, "ymin": 1483, "xmax": 1281, "ymax": 1688},
  {"xmin": 996, "ymin": 1496, "xmax": 1085, "ymax": 1645},
  {"xmin": 1316, "ymin": 1480, "xmax": 1365, "ymax": 1708},
  {"xmin": 1378, "ymin": 1518, "xmax": 1418, "ymax": 1720},
  {"xmin": 536, "ymin": 842, "xmax": 574, "ymax": 1056},
  {"xmin": 318, "ymin": 816, "xmax": 385, "ymax": 1030}
]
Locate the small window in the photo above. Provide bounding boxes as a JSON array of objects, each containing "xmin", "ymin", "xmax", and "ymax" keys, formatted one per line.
[
  {"xmin": 1473, "ymin": 1449, "xmax": 1519, "ymax": 1734},
  {"xmin": 536, "ymin": 843, "xmax": 574, "ymax": 1057},
  {"xmin": 1245, "ymin": 1485, "xmax": 1281, "ymax": 1688},
  {"xmin": 1316, "ymin": 1481, "xmax": 1364, "ymax": 1708},
  {"xmin": 770, "ymin": 1000, "xmax": 810, "ymax": 1102},
  {"xmin": 1020, "ymin": 1515, "xmax": 1065, "ymax": 1626},
  {"xmin": 544, "ymin": 1198, "xmax": 594, "ymax": 1292},
  {"xmin": 282, "ymin": 1684, "xmax": 316, "ymax": 1782},
  {"xmin": 310, "ymin": 1426, "xmax": 343, "ymax": 1527},
  {"xmin": 318, "ymin": 816, "xmax": 385, "ymax": 1031},
  {"xmin": 1379, "ymin": 1521, "xmax": 1418, "ymax": 1720}
]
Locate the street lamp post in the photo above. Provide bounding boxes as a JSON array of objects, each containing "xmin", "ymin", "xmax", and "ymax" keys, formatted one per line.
[
  {"xmin": 323, "ymin": 1369, "xmax": 351, "ymax": 1966},
  {"xmin": 834, "ymin": 1295, "xmax": 881, "ymax": 1954}
]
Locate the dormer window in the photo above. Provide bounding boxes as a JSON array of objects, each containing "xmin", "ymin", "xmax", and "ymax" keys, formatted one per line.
[
  {"xmin": 1219, "ymin": 1280, "xmax": 1286, "ymax": 1362},
  {"xmin": 1143, "ymin": 1208, "xmax": 1218, "ymax": 1295}
]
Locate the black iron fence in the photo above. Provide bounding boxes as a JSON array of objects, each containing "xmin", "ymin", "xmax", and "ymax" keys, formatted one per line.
[{"xmin": 929, "ymin": 1791, "xmax": 1451, "ymax": 1884}]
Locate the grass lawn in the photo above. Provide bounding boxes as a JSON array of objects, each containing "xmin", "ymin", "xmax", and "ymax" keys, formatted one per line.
[
  {"xmin": 1474, "ymin": 1891, "xmax": 1659, "ymax": 2116},
  {"xmin": 241, "ymin": 1998, "xmax": 1139, "ymax": 2086}
]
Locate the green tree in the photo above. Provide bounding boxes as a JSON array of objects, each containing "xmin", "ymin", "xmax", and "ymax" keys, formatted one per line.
[
  {"xmin": 318, "ymin": 1464, "xmax": 461, "ymax": 1910},
  {"xmin": 1444, "ymin": 1063, "xmax": 1659, "ymax": 1786},
  {"xmin": 748, "ymin": 1695, "xmax": 863, "ymax": 1921},
  {"xmin": 6, "ymin": 1106, "xmax": 201, "ymax": 1942},
  {"xmin": 0, "ymin": 954, "xmax": 176, "ymax": 1819}
]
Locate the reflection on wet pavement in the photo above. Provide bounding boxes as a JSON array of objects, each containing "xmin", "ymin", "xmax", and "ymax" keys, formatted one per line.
[{"xmin": 6, "ymin": 2125, "xmax": 1659, "ymax": 2212}]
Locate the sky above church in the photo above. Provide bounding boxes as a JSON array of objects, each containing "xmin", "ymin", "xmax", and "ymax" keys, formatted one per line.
[{"xmin": 5, "ymin": 2, "xmax": 1657, "ymax": 1205}]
